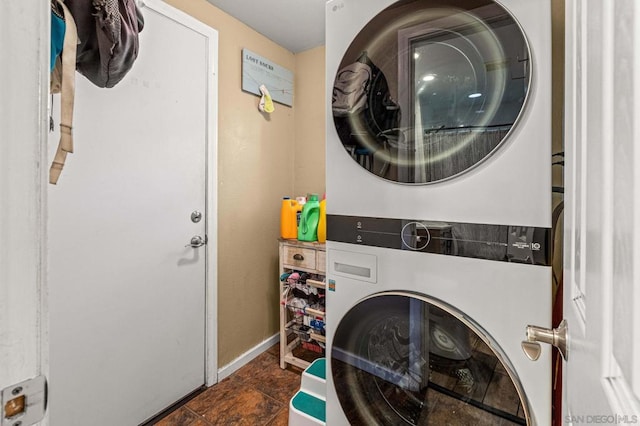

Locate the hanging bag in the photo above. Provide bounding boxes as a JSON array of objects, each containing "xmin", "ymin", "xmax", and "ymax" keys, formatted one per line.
[
  {"xmin": 50, "ymin": 0, "xmax": 78, "ymax": 184},
  {"xmin": 49, "ymin": 0, "xmax": 144, "ymax": 184},
  {"xmin": 65, "ymin": 0, "xmax": 145, "ymax": 88}
]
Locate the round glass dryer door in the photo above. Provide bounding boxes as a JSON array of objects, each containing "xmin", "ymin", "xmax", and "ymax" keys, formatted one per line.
[
  {"xmin": 331, "ymin": 0, "xmax": 531, "ymax": 183},
  {"xmin": 331, "ymin": 293, "xmax": 530, "ymax": 425}
]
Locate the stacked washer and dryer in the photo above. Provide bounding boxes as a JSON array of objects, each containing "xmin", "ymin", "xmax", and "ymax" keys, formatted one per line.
[{"xmin": 325, "ymin": 0, "xmax": 552, "ymax": 424}]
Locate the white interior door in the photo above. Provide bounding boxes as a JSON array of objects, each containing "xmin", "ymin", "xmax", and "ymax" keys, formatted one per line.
[
  {"xmin": 563, "ymin": 0, "xmax": 640, "ymax": 422},
  {"xmin": 48, "ymin": 2, "xmax": 217, "ymax": 424}
]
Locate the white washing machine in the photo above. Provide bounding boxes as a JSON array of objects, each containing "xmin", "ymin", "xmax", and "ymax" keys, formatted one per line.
[
  {"xmin": 325, "ymin": 0, "xmax": 552, "ymax": 424},
  {"xmin": 325, "ymin": 243, "xmax": 551, "ymax": 425}
]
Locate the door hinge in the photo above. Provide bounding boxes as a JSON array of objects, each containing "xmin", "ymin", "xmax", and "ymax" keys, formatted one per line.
[{"xmin": 1, "ymin": 376, "xmax": 47, "ymax": 426}]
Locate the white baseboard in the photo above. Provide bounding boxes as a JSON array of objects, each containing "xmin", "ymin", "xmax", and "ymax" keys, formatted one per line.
[{"xmin": 217, "ymin": 333, "xmax": 280, "ymax": 381}]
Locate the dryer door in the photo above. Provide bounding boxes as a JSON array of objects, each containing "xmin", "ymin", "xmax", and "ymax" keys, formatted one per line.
[
  {"xmin": 331, "ymin": 293, "xmax": 530, "ymax": 425},
  {"xmin": 331, "ymin": 0, "xmax": 531, "ymax": 184}
]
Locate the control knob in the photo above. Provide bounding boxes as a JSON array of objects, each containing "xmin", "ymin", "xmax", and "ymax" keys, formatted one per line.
[{"xmin": 401, "ymin": 222, "xmax": 431, "ymax": 250}]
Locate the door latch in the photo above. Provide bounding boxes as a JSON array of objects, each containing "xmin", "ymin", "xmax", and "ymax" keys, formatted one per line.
[
  {"xmin": 521, "ymin": 319, "xmax": 568, "ymax": 362},
  {"xmin": 1, "ymin": 376, "xmax": 46, "ymax": 426},
  {"xmin": 190, "ymin": 210, "xmax": 202, "ymax": 223}
]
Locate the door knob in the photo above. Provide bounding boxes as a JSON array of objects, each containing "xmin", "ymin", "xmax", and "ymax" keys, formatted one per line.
[
  {"xmin": 185, "ymin": 235, "xmax": 206, "ymax": 248},
  {"xmin": 521, "ymin": 319, "xmax": 568, "ymax": 361}
]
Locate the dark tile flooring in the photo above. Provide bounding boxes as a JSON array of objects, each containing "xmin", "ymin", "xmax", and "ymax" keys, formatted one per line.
[
  {"xmin": 153, "ymin": 344, "xmax": 304, "ymax": 426},
  {"xmin": 153, "ymin": 339, "xmax": 524, "ymax": 425}
]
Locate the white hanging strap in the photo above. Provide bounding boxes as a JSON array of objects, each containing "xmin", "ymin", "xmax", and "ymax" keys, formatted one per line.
[{"xmin": 50, "ymin": 0, "xmax": 77, "ymax": 184}]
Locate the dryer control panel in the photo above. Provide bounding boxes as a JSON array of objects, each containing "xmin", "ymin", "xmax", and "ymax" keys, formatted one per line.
[{"xmin": 327, "ymin": 214, "xmax": 551, "ymax": 266}]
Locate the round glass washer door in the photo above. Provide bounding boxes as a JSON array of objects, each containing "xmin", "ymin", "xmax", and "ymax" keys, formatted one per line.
[
  {"xmin": 331, "ymin": 0, "xmax": 531, "ymax": 184},
  {"xmin": 331, "ymin": 293, "xmax": 531, "ymax": 425}
]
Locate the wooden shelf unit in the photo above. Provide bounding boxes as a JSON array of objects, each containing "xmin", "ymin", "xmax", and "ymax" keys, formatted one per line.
[{"xmin": 278, "ymin": 239, "xmax": 326, "ymax": 370}]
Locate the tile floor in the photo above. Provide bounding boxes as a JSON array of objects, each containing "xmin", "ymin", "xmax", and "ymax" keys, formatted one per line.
[
  {"xmin": 153, "ymin": 338, "xmax": 524, "ymax": 425},
  {"xmin": 153, "ymin": 344, "xmax": 305, "ymax": 426}
]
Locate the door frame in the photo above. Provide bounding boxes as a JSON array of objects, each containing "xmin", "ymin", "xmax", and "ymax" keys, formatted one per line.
[
  {"xmin": 0, "ymin": 3, "xmax": 50, "ymax": 423},
  {"xmin": 0, "ymin": 3, "xmax": 218, "ymax": 424}
]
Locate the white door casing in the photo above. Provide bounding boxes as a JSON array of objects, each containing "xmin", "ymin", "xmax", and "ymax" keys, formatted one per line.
[
  {"xmin": 47, "ymin": 1, "xmax": 218, "ymax": 424},
  {"xmin": 0, "ymin": 3, "xmax": 50, "ymax": 423},
  {"xmin": 563, "ymin": 0, "xmax": 640, "ymax": 422}
]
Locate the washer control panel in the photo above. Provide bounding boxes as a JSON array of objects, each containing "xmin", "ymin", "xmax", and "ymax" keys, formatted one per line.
[
  {"xmin": 327, "ymin": 214, "xmax": 551, "ymax": 266},
  {"xmin": 329, "ymin": 215, "xmax": 452, "ymax": 255}
]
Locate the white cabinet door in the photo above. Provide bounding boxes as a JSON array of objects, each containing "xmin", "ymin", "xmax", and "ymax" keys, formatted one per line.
[
  {"xmin": 563, "ymin": 0, "xmax": 640, "ymax": 422},
  {"xmin": 48, "ymin": 2, "xmax": 216, "ymax": 424}
]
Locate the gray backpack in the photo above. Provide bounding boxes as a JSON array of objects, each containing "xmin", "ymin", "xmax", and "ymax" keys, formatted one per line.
[
  {"xmin": 49, "ymin": 0, "xmax": 144, "ymax": 184},
  {"xmin": 66, "ymin": 0, "xmax": 145, "ymax": 88}
]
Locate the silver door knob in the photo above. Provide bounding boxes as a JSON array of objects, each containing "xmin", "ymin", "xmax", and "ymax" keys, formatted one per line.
[
  {"xmin": 521, "ymin": 319, "xmax": 568, "ymax": 361},
  {"xmin": 185, "ymin": 235, "xmax": 206, "ymax": 248}
]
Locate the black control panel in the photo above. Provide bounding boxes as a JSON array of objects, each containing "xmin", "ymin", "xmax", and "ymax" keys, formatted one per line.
[{"xmin": 327, "ymin": 215, "xmax": 551, "ymax": 266}]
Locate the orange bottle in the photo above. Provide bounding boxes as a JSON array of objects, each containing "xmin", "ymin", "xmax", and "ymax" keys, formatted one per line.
[{"xmin": 280, "ymin": 197, "xmax": 302, "ymax": 239}]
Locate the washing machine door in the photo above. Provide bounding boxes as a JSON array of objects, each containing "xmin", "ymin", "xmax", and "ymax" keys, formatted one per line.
[
  {"xmin": 331, "ymin": 293, "xmax": 530, "ymax": 425},
  {"xmin": 331, "ymin": 0, "xmax": 530, "ymax": 184}
]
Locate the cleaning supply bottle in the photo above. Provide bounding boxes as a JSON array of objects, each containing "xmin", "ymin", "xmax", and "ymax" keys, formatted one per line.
[
  {"xmin": 317, "ymin": 195, "xmax": 327, "ymax": 243},
  {"xmin": 298, "ymin": 194, "xmax": 320, "ymax": 242},
  {"xmin": 295, "ymin": 196, "xmax": 306, "ymax": 229},
  {"xmin": 280, "ymin": 197, "xmax": 302, "ymax": 239}
]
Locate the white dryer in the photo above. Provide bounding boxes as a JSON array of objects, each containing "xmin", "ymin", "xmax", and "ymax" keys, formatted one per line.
[
  {"xmin": 326, "ymin": 0, "xmax": 551, "ymax": 227},
  {"xmin": 325, "ymin": 0, "xmax": 553, "ymax": 424}
]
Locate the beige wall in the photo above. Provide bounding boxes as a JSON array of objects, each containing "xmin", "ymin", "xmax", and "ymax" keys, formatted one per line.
[
  {"xmin": 166, "ymin": 0, "xmax": 296, "ymax": 367},
  {"xmin": 293, "ymin": 46, "xmax": 326, "ymax": 198}
]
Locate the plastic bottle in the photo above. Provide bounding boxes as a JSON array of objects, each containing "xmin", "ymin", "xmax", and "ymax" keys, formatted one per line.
[
  {"xmin": 295, "ymin": 196, "xmax": 306, "ymax": 228},
  {"xmin": 298, "ymin": 194, "xmax": 320, "ymax": 242},
  {"xmin": 280, "ymin": 197, "xmax": 302, "ymax": 239},
  {"xmin": 317, "ymin": 195, "xmax": 327, "ymax": 243}
]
